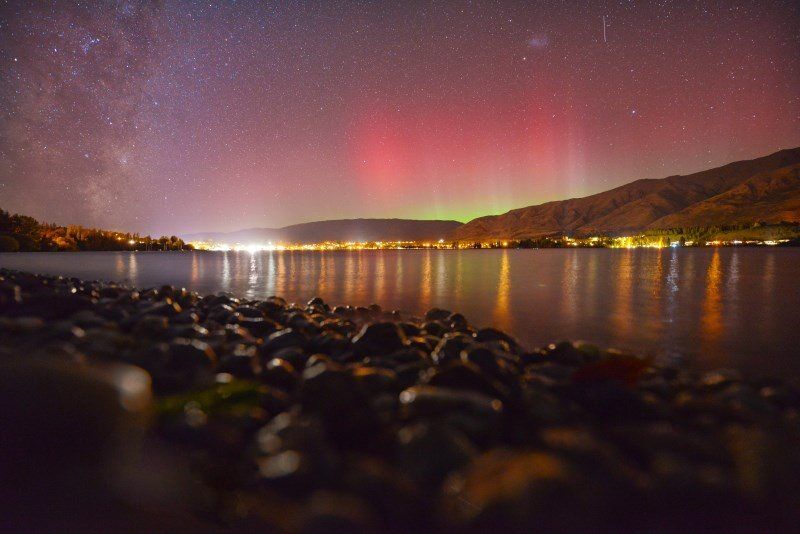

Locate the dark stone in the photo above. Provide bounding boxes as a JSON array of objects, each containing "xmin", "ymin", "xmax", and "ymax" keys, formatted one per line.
[
  {"xmin": 475, "ymin": 327, "xmax": 519, "ymax": 351},
  {"xmin": 353, "ymin": 367, "xmax": 399, "ymax": 397},
  {"xmin": 307, "ymin": 297, "xmax": 325, "ymax": 307},
  {"xmin": 169, "ymin": 323, "xmax": 210, "ymax": 339},
  {"xmin": 305, "ymin": 353, "xmax": 333, "ymax": 369},
  {"xmin": 398, "ymin": 322, "xmax": 422, "ymax": 337},
  {"xmin": 167, "ymin": 338, "xmax": 217, "ymax": 371},
  {"xmin": 423, "ymin": 361, "xmax": 503, "ymax": 398},
  {"xmin": 0, "ymin": 282, "xmax": 22, "ymax": 310},
  {"xmin": 461, "ymin": 345, "xmax": 503, "ymax": 375},
  {"xmin": 261, "ymin": 358, "xmax": 298, "ymax": 391},
  {"xmin": 448, "ymin": 313, "xmax": 469, "ymax": 330},
  {"xmin": 13, "ymin": 293, "xmax": 94, "ymax": 320},
  {"xmin": 421, "ymin": 321, "xmax": 446, "ymax": 337},
  {"xmin": 270, "ymin": 347, "xmax": 308, "ymax": 370},
  {"xmin": 351, "ymin": 322, "xmax": 408, "ymax": 357},
  {"xmin": 235, "ymin": 315, "xmax": 279, "ymax": 338},
  {"xmin": 217, "ymin": 344, "xmax": 259, "ymax": 377},
  {"xmin": 207, "ymin": 303, "xmax": 235, "ymax": 323},
  {"xmin": 397, "ymin": 422, "xmax": 476, "ymax": 488},
  {"xmin": 400, "ymin": 385, "xmax": 503, "ymax": 421},
  {"xmin": 544, "ymin": 341, "xmax": 592, "ymax": 366},
  {"xmin": 300, "ymin": 364, "xmax": 380, "ymax": 449},
  {"xmin": 442, "ymin": 450, "xmax": 581, "ymax": 531},
  {"xmin": 261, "ymin": 328, "xmax": 308, "ymax": 357},
  {"xmin": 424, "ymin": 308, "xmax": 452, "ymax": 322},
  {"xmin": 308, "ymin": 330, "xmax": 350, "ymax": 360},
  {"xmin": 235, "ymin": 306, "xmax": 264, "ymax": 318},
  {"xmin": 431, "ymin": 333, "xmax": 475, "ymax": 365},
  {"xmin": 144, "ymin": 300, "xmax": 182, "ymax": 317}
]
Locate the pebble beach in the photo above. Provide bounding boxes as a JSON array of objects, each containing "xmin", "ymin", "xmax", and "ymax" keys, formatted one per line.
[{"xmin": 2, "ymin": 268, "xmax": 799, "ymax": 532}]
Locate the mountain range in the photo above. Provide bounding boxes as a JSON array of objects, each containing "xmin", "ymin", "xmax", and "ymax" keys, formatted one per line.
[
  {"xmin": 183, "ymin": 148, "xmax": 800, "ymax": 244},
  {"xmin": 183, "ymin": 218, "xmax": 463, "ymax": 244},
  {"xmin": 450, "ymin": 147, "xmax": 800, "ymax": 241}
]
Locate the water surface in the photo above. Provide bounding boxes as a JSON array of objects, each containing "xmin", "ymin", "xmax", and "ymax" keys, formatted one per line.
[{"xmin": 2, "ymin": 248, "xmax": 798, "ymax": 378}]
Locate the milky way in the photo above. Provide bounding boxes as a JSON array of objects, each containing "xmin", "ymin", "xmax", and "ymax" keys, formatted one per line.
[{"xmin": 1, "ymin": 1, "xmax": 798, "ymax": 235}]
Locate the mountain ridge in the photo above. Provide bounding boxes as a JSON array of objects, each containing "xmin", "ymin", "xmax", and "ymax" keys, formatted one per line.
[
  {"xmin": 183, "ymin": 218, "xmax": 463, "ymax": 244},
  {"xmin": 450, "ymin": 147, "xmax": 800, "ymax": 241}
]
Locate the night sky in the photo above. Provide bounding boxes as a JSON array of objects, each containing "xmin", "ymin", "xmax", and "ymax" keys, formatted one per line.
[{"xmin": 1, "ymin": 1, "xmax": 798, "ymax": 236}]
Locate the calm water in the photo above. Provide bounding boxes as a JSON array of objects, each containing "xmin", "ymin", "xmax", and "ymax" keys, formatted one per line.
[{"xmin": 2, "ymin": 249, "xmax": 799, "ymax": 377}]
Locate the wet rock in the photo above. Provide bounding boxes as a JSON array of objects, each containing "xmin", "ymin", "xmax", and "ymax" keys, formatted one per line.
[
  {"xmin": 300, "ymin": 364, "xmax": 380, "ymax": 450},
  {"xmin": 0, "ymin": 358, "xmax": 152, "ymax": 514},
  {"xmin": 699, "ymin": 369, "xmax": 743, "ymax": 391},
  {"xmin": 398, "ymin": 322, "xmax": 422, "ymax": 338},
  {"xmin": 261, "ymin": 328, "xmax": 308, "ymax": 357},
  {"xmin": 353, "ymin": 367, "xmax": 398, "ymax": 397},
  {"xmin": 256, "ymin": 412, "xmax": 328, "ymax": 456},
  {"xmin": 431, "ymin": 332, "xmax": 475, "ymax": 365},
  {"xmin": 256, "ymin": 450, "xmax": 313, "ymax": 494},
  {"xmin": 307, "ymin": 330, "xmax": 349, "ymax": 359},
  {"xmin": 447, "ymin": 313, "xmax": 469, "ymax": 331},
  {"xmin": 160, "ymin": 338, "xmax": 217, "ymax": 391},
  {"xmin": 172, "ymin": 310, "xmax": 200, "ymax": 324},
  {"xmin": 75, "ymin": 328, "xmax": 129, "ymax": 359},
  {"xmin": 261, "ymin": 358, "xmax": 298, "ymax": 391},
  {"xmin": 544, "ymin": 341, "xmax": 596, "ymax": 366},
  {"xmin": 0, "ymin": 281, "xmax": 22, "ymax": 309},
  {"xmin": 351, "ymin": 322, "xmax": 407, "ymax": 357},
  {"xmin": 442, "ymin": 450, "xmax": 582, "ymax": 530},
  {"xmin": 270, "ymin": 347, "xmax": 308, "ymax": 370},
  {"xmin": 130, "ymin": 315, "xmax": 170, "ymax": 338},
  {"xmin": 13, "ymin": 292, "xmax": 94, "ymax": 320},
  {"xmin": 298, "ymin": 491, "xmax": 378, "ymax": 533},
  {"xmin": 460, "ymin": 345, "xmax": 504, "ymax": 375},
  {"xmin": 236, "ymin": 306, "xmax": 264, "ymax": 318},
  {"xmin": 235, "ymin": 316, "xmax": 279, "ymax": 338},
  {"xmin": 397, "ymin": 422, "xmax": 477, "ymax": 488},
  {"xmin": 217, "ymin": 344, "xmax": 259, "ymax": 377},
  {"xmin": 305, "ymin": 353, "xmax": 332, "ymax": 370},
  {"xmin": 169, "ymin": 323, "xmax": 210, "ymax": 339},
  {"xmin": 400, "ymin": 386, "xmax": 502, "ymax": 420},
  {"xmin": 207, "ymin": 303, "xmax": 236, "ymax": 323},
  {"xmin": 143, "ymin": 300, "xmax": 182, "ymax": 318},
  {"xmin": 421, "ymin": 321, "xmax": 446, "ymax": 337},
  {"xmin": 424, "ymin": 308, "xmax": 451, "ymax": 322},
  {"xmin": 423, "ymin": 361, "xmax": 504, "ymax": 399},
  {"xmin": 475, "ymin": 327, "xmax": 519, "ymax": 352}
]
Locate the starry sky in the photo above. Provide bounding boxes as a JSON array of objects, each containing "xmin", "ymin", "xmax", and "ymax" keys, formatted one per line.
[{"xmin": 1, "ymin": 1, "xmax": 798, "ymax": 236}]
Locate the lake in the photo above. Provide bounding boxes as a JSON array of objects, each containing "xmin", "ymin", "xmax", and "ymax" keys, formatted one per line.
[{"xmin": 2, "ymin": 248, "xmax": 799, "ymax": 378}]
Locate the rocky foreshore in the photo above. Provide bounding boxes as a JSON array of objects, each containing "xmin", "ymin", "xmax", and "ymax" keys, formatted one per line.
[{"xmin": 1, "ymin": 268, "xmax": 799, "ymax": 531}]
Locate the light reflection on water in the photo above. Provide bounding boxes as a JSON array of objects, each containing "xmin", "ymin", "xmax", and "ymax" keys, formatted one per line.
[{"xmin": 2, "ymin": 248, "xmax": 800, "ymax": 376}]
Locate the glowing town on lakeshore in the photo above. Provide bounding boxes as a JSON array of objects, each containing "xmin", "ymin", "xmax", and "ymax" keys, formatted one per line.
[{"xmin": 187, "ymin": 235, "xmax": 792, "ymax": 252}]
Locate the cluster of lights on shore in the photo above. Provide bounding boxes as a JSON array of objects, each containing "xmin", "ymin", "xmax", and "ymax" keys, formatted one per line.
[
  {"xmin": 189, "ymin": 239, "xmax": 451, "ymax": 252},
  {"xmin": 187, "ymin": 236, "xmax": 790, "ymax": 252}
]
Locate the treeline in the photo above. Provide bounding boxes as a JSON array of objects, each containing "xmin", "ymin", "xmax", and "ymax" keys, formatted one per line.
[
  {"xmin": 0, "ymin": 209, "xmax": 191, "ymax": 252},
  {"xmin": 639, "ymin": 221, "xmax": 800, "ymax": 242}
]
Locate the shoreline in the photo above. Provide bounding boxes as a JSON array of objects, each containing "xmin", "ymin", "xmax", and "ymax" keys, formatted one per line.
[
  {"xmin": 2, "ymin": 268, "xmax": 800, "ymax": 530},
  {"xmin": 2, "ymin": 240, "xmax": 799, "ymax": 254}
]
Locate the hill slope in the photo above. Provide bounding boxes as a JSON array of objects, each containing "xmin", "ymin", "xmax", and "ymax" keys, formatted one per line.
[
  {"xmin": 649, "ymin": 163, "xmax": 800, "ymax": 229},
  {"xmin": 184, "ymin": 218, "xmax": 463, "ymax": 244},
  {"xmin": 449, "ymin": 147, "xmax": 800, "ymax": 241}
]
